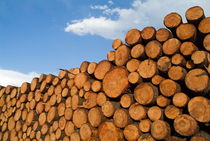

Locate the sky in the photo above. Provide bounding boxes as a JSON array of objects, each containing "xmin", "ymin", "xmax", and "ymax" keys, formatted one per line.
[{"xmin": 0, "ymin": 0, "xmax": 209, "ymax": 86}]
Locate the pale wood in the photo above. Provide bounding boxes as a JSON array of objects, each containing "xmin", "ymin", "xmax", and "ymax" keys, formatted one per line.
[
  {"xmin": 139, "ymin": 119, "xmax": 152, "ymax": 133},
  {"xmin": 147, "ymin": 106, "xmax": 163, "ymax": 121},
  {"xmin": 174, "ymin": 114, "xmax": 198, "ymax": 136},
  {"xmin": 126, "ymin": 59, "xmax": 140, "ymax": 72},
  {"xmin": 129, "ymin": 103, "xmax": 147, "ymax": 120},
  {"xmin": 94, "ymin": 60, "xmax": 112, "ymax": 80},
  {"xmin": 198, "ymin": 17, "xmax": 210, "ymax": 34},
  {"xmin": 80, "ymin": 61, "xmax": 89, "ymax": 73},
  {"xmin": 203, "ymin": 34, "xmax": 210, "ymax": 51},
  {"xmin": 156, "ymin": 28, "xmax": 172, "ymax": 43},
  {"xmin": 120, "ymin": 94, "xmax": 133, "ymax": 108},
  {"xmin": 113, "ymin": 109, "xmax": 130, "ymax": 128},
  {"xmin": 157, "ymin": 95, "xmax": 171, "ymax": 108},
  {"xmin": 131, "ymin": 44, "xmax": 145, "ymax": 59},
  {"xmin": 138, "ymin": 59, "xmax": 157, "ymax": 78},
  {"xmin": 112, "ymin": 39, "xmax": 123, "ymax": 49},
  {"xmin": 123, "ymin": 124, "xmax": 140, "ymax": 141},
  {"xmin": 171, "ymin": 53, "xmax": 186, "ymax": 66},
  {"xmin": 180, "ymin": 42, "xmax": 197, "ymax": 56},
  {"xmin": 151, "ymin": 120, "xmax": 171, "ymax": 140},
  {"xmin": 185, "ymin": 6, "xmax": 205, "ymax": 25},
  {"xmin": 72, "ymin": 108, "xmax": 87, "ymax": 128},
  {"xmin": 115, "ymin": 44, "xmax": 130, "ymax": 66},
  {"xmin": 163, "ymin": 38, "xmax": 181, "ymax": 55},
  {"xmin": 168, "ymin": 66, "xmax": 187, "ymax": 81},
  {"xmin": 87, "ymin": 62, "xmax": 97, "ymax": 75},
  {"xmin": 88, "ymin": 107, "xmax": 103, "ymax": 127},
  {"xmin": 141, "ymin": 26, "xmax": 156, "ymax": 41},
  {"xmin": 145, "ymin": 40, "xmax": 162, "ymax": 59},
  {"xmin": 125, "ymin": 29, "xmax": 142, "ymax": 45},
  {"xmin": 176, "ymin": 23, "xmax": 196, "ymax": 41},
  {"xmin": 160, "ymin": 79, "xmax": 181, "ymax": 97},
  {"xmin": 164, "ymin": 105, "xmax": 182, "ymax": 120},
  {"xmin": 172, "ymin": 92, "xmax": 189, "ymax": 108}
]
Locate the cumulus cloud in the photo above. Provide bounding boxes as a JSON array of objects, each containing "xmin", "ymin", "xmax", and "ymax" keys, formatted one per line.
[
  {"xmin": 65, "ymin": 0, "xmax": 210, "ymax": 40},
  {"xmin": 0, "ymin": 69, "xmax": 39, "ymax": 87}
]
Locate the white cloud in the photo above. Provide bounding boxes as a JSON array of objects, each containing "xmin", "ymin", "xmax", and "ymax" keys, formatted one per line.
[
  {"xmin": 90, "ymin": 5, "xmax": 108, "ymax": 10},
  {"xmin": 0, "ymin": 69, "xmax": 39, "ymax": 87},
  {"xmin": 65, "ymin": 0, "xmax": 210, "ymax": 40},
  {"xmin": 108, "ymin": 0, "xmax": 114, "ymax": 5}
]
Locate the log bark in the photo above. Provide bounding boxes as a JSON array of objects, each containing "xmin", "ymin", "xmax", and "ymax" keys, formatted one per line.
[{"xmin": 185, "ymin": 6, "xmax": 205, "ymax": 25}]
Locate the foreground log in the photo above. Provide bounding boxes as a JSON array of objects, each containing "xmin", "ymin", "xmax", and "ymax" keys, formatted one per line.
[
  {"xmin": 151, "ymin": 120, "xmax": 171, "ymax": 140},
  {"xmin": 103, "ymin": 67, "xmax": 129, "ymax": 98},
  {"xmin": 98, "ymin": 121, "xmax": 123, "ymax": 141},
  {"xmin": 125, "ymin": 29, "xmax": 142, "ymax": 46}
]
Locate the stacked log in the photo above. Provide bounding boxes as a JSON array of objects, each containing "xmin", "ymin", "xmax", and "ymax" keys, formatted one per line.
[{"xmin": 0, "ymin": 6, "xmax": 210, "ymax": 141}]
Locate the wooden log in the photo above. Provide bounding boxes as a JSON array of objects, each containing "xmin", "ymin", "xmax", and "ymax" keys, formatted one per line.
[
  {"xmin": 62, "ymin": 87, "xmax": 69, "ymax": 97},
  {"xmin": 168, "ymin": 66, "xmax": 187, "ymax": 81},
  {"xmin": 180, "ymin": 42, "xmax": 197, "ymax": 56},
  {"xmin": 58, "ymin": 103, "xmax": 65, "ymax": 117},
  {"xmin": 164, "ymin": 12, "xmax": 182, "ymax": 33},
  {"xmin": 123, "ymin": 124, "xmax": 140, "ymax": 141},
  {"xmin": 80, "ymin": 61, "xmax": 89, "ymax": 73},
  {"xmin": 58, "ymin": 69, "xmax": 68, "ymax": 79},
  {"xmin": 126, "ymin": 59, "xmax": 140, "ymax": 72},
  {"xmin": 139, "ymin": 119, "xmax": 152, "ymax": 133},
  {"xmin": 26, "ymin": 110, "xmax": 34, "ymax": 125},
  {"xmin": 47, "ymin": 106, "xmax": 56, "ymax": 123},
  {"xmin": 70, "ymin": 132, "xmax": 80, "ymax": 141},
  {"xmin": 8, "ymin": 117, "xmax": 15, "ymax": 131},
  {"xmin": 147, "ymin": 106, "xmax": 163, "ymax": 121},
  {"xmin": 39, "ymin": 74, "xmax": 47, "ymax": 83},
  {"xmin": 188, "ymin": 96, "xmax": 210, "ymax": 123},
  {"xmin": 74, "ymin": 72, "xmax": 88, "ymax": 89},
  {"xmin": 46, "ymin": 74, "xmax": 56, "ymax": 84},
  {"xmin": 112, "ymin": 39, "xmax": 123, "ymax": 50},
  {"xmin": 98, "ymin": 121, "xmax": 123, "ymax": 141},
  {"xmin": 125, "ymin": 29, "xmax": 142, "ymax": 45},
  {"xmin": 185, "ymin": 6, "xmax": 205, "ymax": 25},
  {"xmin": 138, "ymin": 59, "xmax": 157, "ymax": 79},
  {"xmin": 82, "ymin": 91, "xmax": 97, "ymax": 109},
  {"xmin": 64, "ymin": 107, "xmax": 73, "ymax": 120},
  {"xmin": 131, "ymin": 44, "xmax": 145, "ymax": 59},
  {"xmin": 185, "ymin": 69, "xmax": 209, "ymax": 92},
  {"xmin": 70, "ymin": 85, "xmax": 78, "ymax": 96},
  {"xmin": 191, "ymin": 51, "xmax": 208, "ymax": 66},
  {"xmin": 190, "ymin": 131, "xmax": 210, "ymax": 141},
  {"xmin": 78, "ymin": 89, "xmax": 84, "ymax": 97},
  {"xmin": 65, "ymin": 96, "xmax": 72, "ymax": 108},
  {"xmin": 72, "ymin": 108, "xmax": 87, "ymax": 128},
  {"xmin": 172, "ymin": 92, "xmax": 189, "ymax": 108},
  {"xmin": 138, "ymin": 134, "xmax": 155, "ymax": 141},
  {"xmin": 59, "ymin": 116, "xmax": 66, "ymax": 130},
  {"xmin": 80, "ymin": 123, "xmax": 92, "ymax": 140},
  {"xmin": 101, "ymin": 101, "xmax": 117, "ymax": 118},
  {"xmin": 156, "ymin": 95, "xmax": 170, "ymax": 108},
  {"xmin": 129, "ymin": 72, "xmax": 142, "ymax": 85},
  {"xmin": 134, "ymin": 83, "xmax": 158, "ymax": 105},
  {"xmin": 157, "ymin": 56, "xmax": 171, "ymax": 72},
  {"xmin": 120, "ymin": 94, "xmax": 133, "ymax": 108},
  {"xmin": 21, "ymin": 82, "xmax": 30, "ymax": 94},
  {"xmin": 151, "ymin": 75, "xmax": 165, "ymax": 86},
  {"xmin": 30, "ymin": 77, "xmax": 40, "ymax": 91},
  {"xmin": 115, "ymin": 44, "xmax": 130, "ymax": 66},
  {"xmin": 171, "ymin": 53, "xmax": 186, "ymax": 66},
  {"xmin": 94, "ymin": 60, "xmax": 112, "ymax": 80},
  {"xmin": 87, "ymin": 62, "xmax": 97, "ymax": 75},
  {"xmin": 198, "ymin": 17, "xmax": 210, "ymax": 34},
  {"xmin": 88, "ymin": 107, "xmax": 103, "ymax": 127},
  {"xmin": 156, "ymin": 28, "xmax": 172, "ymax": 43},
  {"xmin": 39, "ymin": 112, "xmax": 46, "ymax": 126},
  {"xmin": 186, "ymin": 60, "xmax": 195, "ymax": 70},
  {"xmin": 107, "ymin": 51, "xmax": 115, "ymax": 62},
  {"xmin": 52, "ymin": 77, "xmax": 60, "ymax": 86},
  {"xmin": 203, "ymin": 34, "xmax": 210, "ymax": 51},
  {"xmin": 160, "ymin": 79, "xmax": 181, "ymax": 97},
  {"xmin": 96, "ymin": 92, "xmax": 107, "ymax": 106},
  {"xmin": 69, "ymin": 68, "xmax": 80, "ymax": 75},
  {"xmin": 141, "ymin": 26, "xmax": 156, "ymax": 41},
  {"xmin": 164, "ymin": 105, "xmax": 182, "ymax": 120},
  {"xmin": 113, "ymin": 109, "xmax": 130, "ymax": 128},
  {"xmin": 145, "ymin": 40, "xmax": 162, "ymax": 59},
  {"xmin": 72, "ymin": 95, "xmax": 79, "ymax": 110},
  {"xmin": 61, "ymin": 78, "xmax": 67, "ymax": 88},
  {"xmin": 176, "ymin": 23, "xmax": 197, "ymax": 41},
  {"xmin": 5, "ymin": 85, "xmax": 14, "ymax": 94},
  {"xmin": 103, "ymin": 67, "xmax": 129, "ymax": 98},
  {"xmin": 41, "ymin": 123, "xmax": 48, "ymax": 135},
  {"xmin": 91, "ymin": 80, "xmax": 102, "ymax": 92},
  {"xmin": 40, "ymin": 80, "xmax": 49, "ymax": 93},
  {"xmin": 151, "ymin": 120, "xmax": 171, "ymax": 140},
  {"xmin": 163, "ymin": 38, "xmax": 181, "ymax": 55},
  {"xmin": 129, "ymin": 103, "xmax": 147, "ymax": 121},
  {"xmin": 174, "ymin": 114, "xmax": 199, "ymax": 136}
]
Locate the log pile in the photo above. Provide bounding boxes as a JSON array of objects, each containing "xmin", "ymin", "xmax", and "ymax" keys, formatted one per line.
[{"xmin": 0, "ymin": 6, "xmax": 210, "ymax": 141}]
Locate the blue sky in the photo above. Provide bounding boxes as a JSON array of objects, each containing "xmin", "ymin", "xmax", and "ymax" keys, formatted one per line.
[{"xmin": 0, "ymin": 0, "xmax": 209, "ymax": 86}]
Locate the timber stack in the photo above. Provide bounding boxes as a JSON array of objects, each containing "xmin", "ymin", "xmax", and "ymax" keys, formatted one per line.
[{"xmin": 0, "ymin": 6, "xmax": 210, "ymax": 141}]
